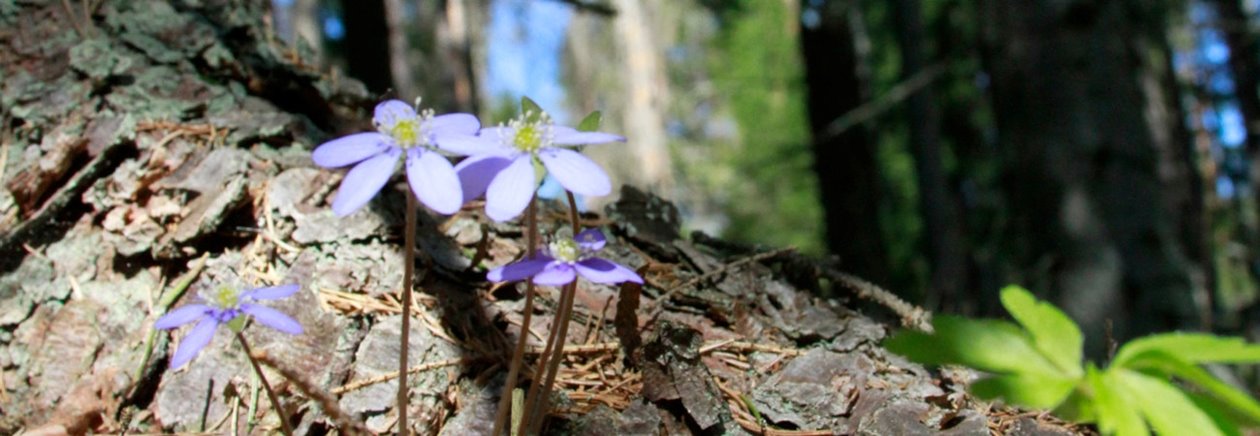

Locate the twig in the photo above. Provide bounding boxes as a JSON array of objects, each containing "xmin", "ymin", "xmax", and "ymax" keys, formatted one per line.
[
  {"xmin": 648, "ymin": 247, "xmax": 795, "ymax": 313},
  {"xmin": 546, "ymin": 0, "xmax": 616, "ymax": 16},
  {"xmin": 332, "ymin": 357, "xmax": 472, "ymax": 395},
  {"xmin": 825, "ymin": 269, "xmax": 932, "ymax": 331},
  {"xmin": 251, "ymin": 350, "xmax": 370, "ymax": 436},
  {"xmin": 0, "ymin": 139, "xmax": 10, "ymax": 185},
  {"xmin": 135, "ymin": 254, "xmax": 209, "ymax": 386},
  {"xmin": 819, "ymin": 63, "xmax": 947, "ymax": 140}
]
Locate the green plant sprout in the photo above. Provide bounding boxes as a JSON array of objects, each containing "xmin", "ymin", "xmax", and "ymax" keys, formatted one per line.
[{"xmin": 886, "ymin": 285, "xmax": 1260, "ymax": 436}]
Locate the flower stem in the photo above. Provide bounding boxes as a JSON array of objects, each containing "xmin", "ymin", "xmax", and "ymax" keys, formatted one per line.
[
  {"xmin": 398, "ymin": 191, "xmax": 418, "ymax": 435},
  {"xmin": 235, "ymin": 333, "xmax": 293, "ymax": 436},
  {"xmin": 491, "ymin": 197, "xmax": 540, "ymax": 436},
  {"xmin": 565, "ymin": 191, "xmax": 580, "ymax": 234},
  {"xmin": 521, "ymin": 191, "xmax": 583, "ymax": 435}
]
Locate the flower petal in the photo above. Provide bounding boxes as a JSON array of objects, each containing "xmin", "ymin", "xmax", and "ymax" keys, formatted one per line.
[
  {"xmin": 170, "ymin": 317, "xmax": 218, "ymax": 369},
  {"xmin": 551, "ymin": 126, "xmax": 626, "ymax": 146},
  {"xmin": 455, "ymin": 154, "xmax": 515, "ymax": 203},
  {"xmin": 436, "ymin": 134, "xmax": 511, "ymax": 156},
  {"xmin": 538, "ymin": 148, "xmax": 611, "ymax": 197},
  {"xmin": 427, "ymin": 113, "xmax": 481, "ymax": 136},
  {"xmin": 575, "ymin": 228, "xmax": 606, "ymax": 251},
  {"xmin": 487, "ymin": 256, "xmax": 554, "ymax": 283},
  {"xmin": 575, "ymin": 258, "xmax": 643, "ymax": 284},
  {"xmin": 406, "ymin": 149, "xmax": 462, "ymax": 214},
  {"xmin": 155, "ymin": 304, "xmax": 211, "ymax": 329},
  {"xmin": 373, "ymin": 99, "xmax": 416, "ymax": 130},
  {"xmin": 485, "ymin": 155, "xmax": 537, "ymax": 221},
  {"xmin": 242, "ymin": 284, "xmax": 300, "ymax": 301},
  {"xmin": 534, "ymin": 262, "xmax": 577, "ymax": 286},
  {"xmin": 312, "ymin": 132, "xmax": 390, "ymax": 168},
  {"xmin": 241, "ymin": 304, "xmax": 304, "ymax": 335},
  {"xmin": 332, "ymin": 148, "xmax": 400, "ymax": 216}
]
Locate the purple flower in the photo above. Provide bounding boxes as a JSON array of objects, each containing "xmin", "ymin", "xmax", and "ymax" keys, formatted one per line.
[
  {"xmin": 487, "ymin": 229, "xmax": 642, "ymax": 286},
  {"xmin": 155, "ymin": 283, "xmax": 303, "ymax": 369},
  {"xmin": 313, "ymin": 100, "xmax": 486, "ymax": 216},
  {"xmin": 455, "ymin": 112, "xmax": 624, "ymax": 221}
]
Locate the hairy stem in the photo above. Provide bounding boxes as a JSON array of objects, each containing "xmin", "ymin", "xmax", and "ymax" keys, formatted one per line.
[
  {"xmin": 235, "ymin": 333, "xmax": 292, "ymax": 436},
  {"xmin": 398, "ymin": 191, "xmax": 418, "ymax": 435},
  {"xmin": 522, "ymin": 191, "xmax": 584, "ymax": 434},
  {"xmin": 492, "ymin": 198, "xmax": 539, "ymax": 436}
]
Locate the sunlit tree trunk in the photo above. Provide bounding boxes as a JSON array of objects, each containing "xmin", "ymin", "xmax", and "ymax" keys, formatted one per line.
[
  {"xmin": 439, "ymin": 0, "xmax": 479, "ymax": 113},
  {"xmin": 982, "ymin": 0, "xmax": 1200, "ymax": 354},
  {"xmin": 608, "ymin": 0, "xmax": 673, "ymax": 193}
]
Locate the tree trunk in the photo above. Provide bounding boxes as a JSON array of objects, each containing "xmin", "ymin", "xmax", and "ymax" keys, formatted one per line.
[
  {"xmin": 892, "ymin": 0, "xmax": 967, "ymax": 310},
  {"xmin": 439, "ymin": 0, "xmax": 480, "ymax": 113},
  {"xmin": 800, "ymin": 1, "xmax": 890, "ymax": 286},
  {"xmin": 982, "ymin": 0, "xmax": 1200, "ymax": 354},
  {"xmin": 608, "ymin": 0, "xmax": 674, "ymax": 193},
  {"xmin": 1216, "ymin": 0, "xmax": 1260, "ymax": 326},
  {"xmin": 340, "ymin": 0, "xmax": 394, "ymax": 95}
]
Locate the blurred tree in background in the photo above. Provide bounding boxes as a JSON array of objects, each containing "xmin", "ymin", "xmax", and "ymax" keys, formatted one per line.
[{"xmin": 270, "ymin": 0, "xmax": 1260, "ymax": 355}]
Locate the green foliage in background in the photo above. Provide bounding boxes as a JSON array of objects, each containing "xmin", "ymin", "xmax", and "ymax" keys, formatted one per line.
[
  {"xmin": 887, "ymin": 285, "xmax": 1260, "ymax": 435},
  {"xmin": 708, "ymin": 0, "xmax": 822, "ymax": 254}
]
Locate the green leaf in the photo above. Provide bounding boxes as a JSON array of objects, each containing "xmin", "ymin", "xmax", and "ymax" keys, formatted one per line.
[
  {"xmin": 1115, "ymin": 368, "xmax": 1224, "ymax": 436},
  {"xmin": 884, "ymin": 315, "xmax": 1062, "ymax": 376},
  {"xmin": 1113, "ymin": 333, "xmax": 1260, "ymax": 367},
  {"xmin": 1088, "ymin": 365, "xmax": 1147, "ymax": 436},
  {"xmin": 1189, "ymin": 393, "xmax": 1243, "ymax": 436},
  {"xmin": 970, "ymin": 373, "xmax": 1077, "ymax": 409},
  {"xmin": 1122, "ymin": 350, "xmax": 1260, "ymax": 424},
  {"xmin": 1055, "ymin": 389, "xmax": 1098, "ymax": 423},
  {"xmin": 999, "ymin": 285, "xmax": 1084, "ymax": 376},
  {"xmin": 520, "ymin": 96, "xmax": 544, "ymax": 121},
  {"xmin": 576, "ymin": 111, "xmax": 602, "ymax": 132}
]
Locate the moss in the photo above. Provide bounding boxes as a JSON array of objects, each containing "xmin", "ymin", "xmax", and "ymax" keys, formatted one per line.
[{"xmin": 69, "ymin": 38, "xmax": 134, "ymax": 80}]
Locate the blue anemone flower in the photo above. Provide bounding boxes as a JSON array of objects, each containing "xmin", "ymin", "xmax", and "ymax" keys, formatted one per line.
[
  {"xmin": 312, "ymin": 100, "xmax": 486, "ymax": 216},
  {"xmin": 155, "ymin": 283, "xmax": 303, "ymax": 369},
  {"xmin": 454, "ymin": 112, "xmax": 624, "ymax": 222},
  {"xmin": 488, "ymin": 229, "xmax": 642, "ymax": 286}
]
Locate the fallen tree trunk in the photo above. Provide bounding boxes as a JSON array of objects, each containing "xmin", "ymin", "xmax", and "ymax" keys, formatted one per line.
[{"xmin": 0, "ymin": 1, "xmax": 1082, "ymax": 434}]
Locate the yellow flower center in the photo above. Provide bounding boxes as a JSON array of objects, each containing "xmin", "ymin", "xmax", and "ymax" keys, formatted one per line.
[
  {"xmin": 390, "ymin": 118, "xmax": 422, "ymax": 148},
  {"xmin": 211, "ymin": 285, "xmax": 241, "ymax": 309},
  {"xmin": 513, "ymin": 124, "xmax": 543, "ymax": 153},
  {"xmin": 549, "ymin": 239, "xmax": 580, "ymax": 263}
]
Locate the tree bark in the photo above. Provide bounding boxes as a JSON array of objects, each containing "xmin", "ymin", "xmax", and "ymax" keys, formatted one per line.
[
  {"xmin": 800, "ymin": 1, "xmax": 890, "ymax": 286},
  {"xmin": 982, "ymin": 0, "xmax": 1200, "ymax": 354}
]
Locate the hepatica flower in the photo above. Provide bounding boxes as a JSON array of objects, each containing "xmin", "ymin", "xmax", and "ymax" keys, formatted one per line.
[
  {"xmin": 313, "ymin": 100, "xmax": 484, "ymax": 216},
  {"xmin": 155, "ymin": 283, "xmax": 303, "ymax": 369},
  {"xmin": 488, "ymin": 229, "xmax": 642, "ymax": 286},
  {"xmin": 456, "ymin": 112, "xmax": 624, "ymax": 221}
]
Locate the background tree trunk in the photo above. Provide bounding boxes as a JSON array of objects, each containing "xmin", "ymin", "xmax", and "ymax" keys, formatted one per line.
[
  {"xmin": 892, "ymin": 0, "xmax": 967, "ymax": 310},
  {"xmin": 982, "ymin": 0, "xmax": 1200, "ymax": 354},
  {"xmin": 340, "ymin": 0, "xmax": 394, "ymax": 96},
  {"xmin": 800, "ymin": 0, "xmax": 891, "ymax": 286}
]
